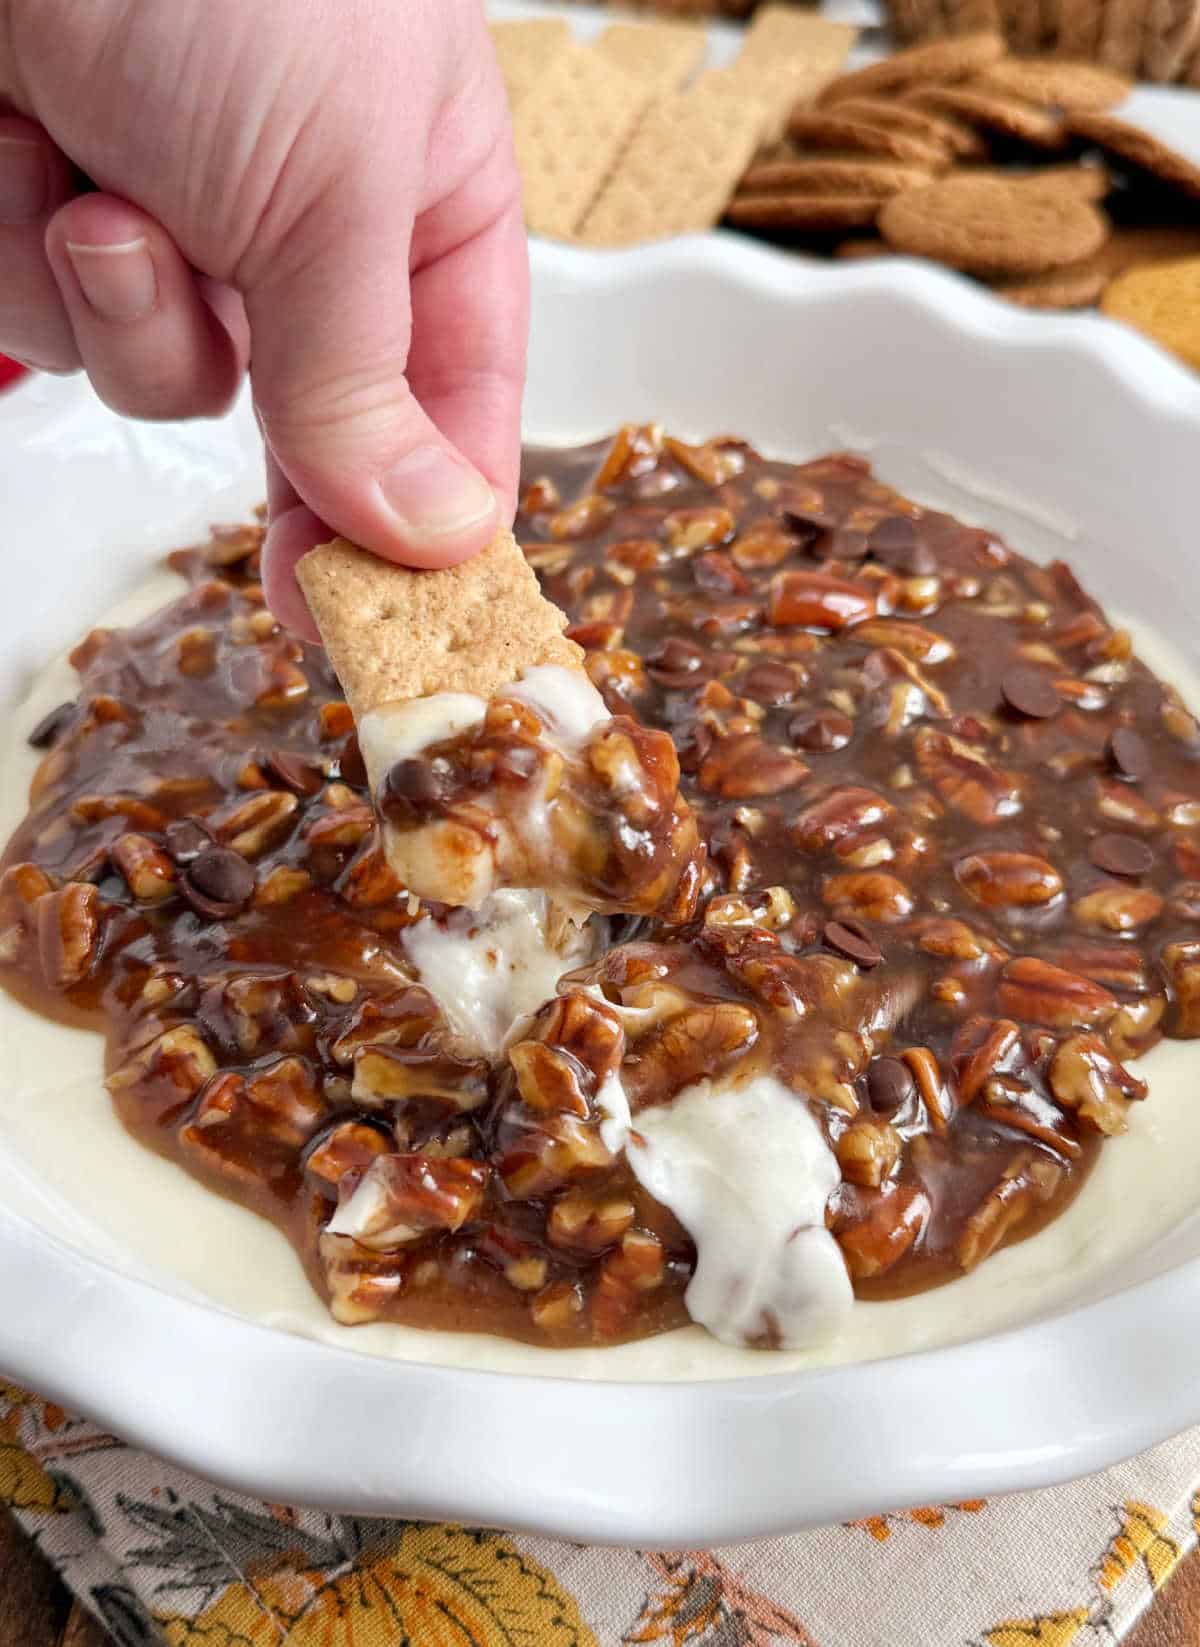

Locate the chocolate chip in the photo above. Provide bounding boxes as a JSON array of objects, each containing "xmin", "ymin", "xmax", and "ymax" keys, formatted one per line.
[
  {"xmin": 788, "ymin": 709, "xmax": 853, "ymax": 752},
  {"xmin": 181, "ymin": 847, "xmax": 255, "ymax": 918},
  {"xmin": 813, "ymin": 527, "xmax": 870, "ymax": 563},
  {"xmin": 822, "ymin": 917, "xmax": 882, "ymax": 969},
  {"xmin": 27, "ymin": 701, "xmax": 75, "ymax": 749},
  {"xmin": 1089, "ymin": 833, "xmax": 1155, "ymax": 877},
  {"xmin": 379, "ymin": 758, "xmax": 454, "ymax": 824},
  {"xmin": 868, "ymin": 516, "xmax": 937, "ymax": 576},
  {"xmin": 738, "ymin": 662, "xmax": 801, "ymax": 706},
  {"xmin": 1108, "ymin": 727, "xmax": 1150, "ymax": 782},
  {"xmin": 867, "ymin": 1056, "xmax": 915, "ymax": 1114},
  {"xmin": 1000, "ymin": 666, "xmax": 1061, "ymax": 721},
  {"xmin": 164, "ymin": 817, "xmax": 215, "ymax": 864},
  {"xmin": 646, "ymin": 637, "xmax": 711, "ymax": 689},
  {"xmin": 265, "ymin": 750, "xmax": 324, "ymax": 797}
]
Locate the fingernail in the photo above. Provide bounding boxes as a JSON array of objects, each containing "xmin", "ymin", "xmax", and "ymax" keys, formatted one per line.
[
  {"xmin": 66, "ymin": 238, "xmax": 158, "ymax": 322},
  {"xmin": 0, "ymin": 135, "xmax": 47, "ymax": 224},
  {"xmin": 379, "ymin": 447, "xmax": 496, "ymax": 540}
]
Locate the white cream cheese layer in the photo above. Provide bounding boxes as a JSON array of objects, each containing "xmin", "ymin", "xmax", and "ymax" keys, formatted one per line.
[
  {"xmin": 402, "ymin": 890, "xmax": 595, "ymax": 1057},
  {"xmin": 618, "ymin": 1073, "xmax": 853, "ymax": 1350}
]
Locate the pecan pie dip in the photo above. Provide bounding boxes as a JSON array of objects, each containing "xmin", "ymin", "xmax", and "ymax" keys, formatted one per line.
[{"xmin": 3, "ymin": 426, "xmax": 1200, "ymax": 1358}]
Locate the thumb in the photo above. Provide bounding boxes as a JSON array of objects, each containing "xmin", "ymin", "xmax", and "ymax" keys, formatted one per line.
[{"xmin": 244, "ymin": 148, "xmax": 513, "ymax": 573}]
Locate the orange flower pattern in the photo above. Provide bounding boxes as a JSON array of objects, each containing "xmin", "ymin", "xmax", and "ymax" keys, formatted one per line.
[{"xmin": 3, "ymin": 1383, "xmax": 1200, "ymax": 1647}]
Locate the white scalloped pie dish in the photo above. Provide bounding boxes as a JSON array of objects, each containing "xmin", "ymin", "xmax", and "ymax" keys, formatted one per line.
[{"xmin": 3, "ymin": 236, "xmax": 1200, "ymax": 1546}]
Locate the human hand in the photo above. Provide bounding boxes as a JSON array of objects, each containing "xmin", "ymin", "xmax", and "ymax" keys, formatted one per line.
[{"xmin": 0, "ymin": 0, "xmax": 527, "ymax": 635}]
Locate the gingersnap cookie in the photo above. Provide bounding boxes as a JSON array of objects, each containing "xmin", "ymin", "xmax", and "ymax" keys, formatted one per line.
[
  {"xmin": 817, "ymin": 33, "xmax": 1006, "ymax": 105},
  {"xmin": 738, "ymin": 157, "xmax": 936, "ymax": 195},
  {"xmin": 726, "ymin": 192, "xmax": 889, "ymax": 231},
  {"xmin": 971, "ymin": 58, "xmax": 1131, "ymax": 110},
  {"xmin": 1101, "ymin": 257, "xmax": 1200, "ymax": 368},
  {"xmin": 907, "ymin": 85, "xmax": 1068, "ymax": 149},
  {"xmin": 988, "ymin": 258, "xmax": 1109, "ymax": 306},
  {"xmin": 1069, "ymin": 113, "xmax": 1200, "ymax": 198},
  {"xmin": 828, "ymin": 94, "xmax": 990, "ymax": 158},
  {"xmin": 785, "ymin": 110, "xmax": 952, "ymax": 167},
  {"xmin": 878, "ymin": 173, "xmax": 1109, "ymax": 271}
]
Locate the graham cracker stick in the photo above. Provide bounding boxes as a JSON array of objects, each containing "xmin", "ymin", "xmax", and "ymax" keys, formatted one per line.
[
  {"xmin": 490, "ymin": 18, "xmax": 572, "ymax": 112},
  {"xmin": 595, "ymin": 20, "xmax": 708, "ymax": 96},
  {"xmin": 512, "ymin": 43, "xmax": 652, "ymax": 241},
  {"xmin": 579, "ymin": 85, "xmax": 769, "ymax": 247},
  {"xmin": 724, "ymin": 15, "xmax": 859, "ymax": 142},
  {"xmin": 296, "ymin": 531, "xmax": 581, "ymax": 718}
]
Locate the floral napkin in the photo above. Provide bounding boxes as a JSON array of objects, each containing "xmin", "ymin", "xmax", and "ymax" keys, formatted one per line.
[{"xmin": 3, "ymin": 1380, "xmax": 1198, "ymax": 1646}]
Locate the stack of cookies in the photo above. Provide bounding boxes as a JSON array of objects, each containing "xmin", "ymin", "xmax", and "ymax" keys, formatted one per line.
[
  {"xmin": 886, "ymin": 0, "xmax": 1200, "ymax": 84},
  {"xmin": 726, "ymin": 31, "xmax": 1200, "ymax": 351}
]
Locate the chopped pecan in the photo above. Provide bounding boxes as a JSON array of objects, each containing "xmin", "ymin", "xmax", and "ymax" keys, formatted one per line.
[
  {"xmin": 821, "ymin": 871, "xmax": 914, "ymax": 924},
  {"xmin": 914, "ymin": 728, "xmax": 1023, "ymax": 825},
  {"xmin": 209, "ymin": 789, "xmax": 299, "ymax": 857},
  {"xmin": 622, "ymin": 1001, "xmax": 759, "ymax": 1110},
  {"xmin": 352, "ymin": 1044, "xmax": 490, "ymax": 1110},
  {"xmin": 1163, "ymin": 940, "xmax": 1200, "ymax": 1037},
  {"xmin": 957, "ymin": 1151, "xmax": 1063, "ymax": 1271},
  {"xmin": 1072, "ymin": 885, "xmax": 1163, "ymax": 934},
  {"xmin": 997, "ymin": 957, "xmax": 1118, "ymax": 1031},
  {"xmin": 36, "ymin": 883, "xmax": 101, "ymax": 988},
  {"xmin": 836, "ymin": 1116, "xmax": 901, "ymax": 1188},
  {"xmin": 792, "ymin": 786, "xmax": 894, "ymax": 854},
  {"xmin": 327, "ymin": 1153, "xmax": 487, "ymax": 1249},
  {"xmin": 547, "ymin": 1190, "xmax": 636, "ymax": 1254},
  {"xmin": 955, "ymin": 851, "xmax": 1063, "ymax": 910},
  {"xmin": 767, "ymin": 570, "xmax": 877, "ymax": 632},
  {"xmin": 1048, "ymin": 1034, "xmax": 1146, "ymax": 1135},
  {"xmin": 111, "ymin": 833, "xmax": 177, "ymax": 902},
  {"xmin": 304, "ymin": 1119, "xmax": 391, "ymax": 1188},
  {"xmin": 698, "ymin": 733, "xmax": 809, "ymax": 799},
  {"xmin": 838, "ymin": 1183, "xmax": 929, "ymax": 1279}
]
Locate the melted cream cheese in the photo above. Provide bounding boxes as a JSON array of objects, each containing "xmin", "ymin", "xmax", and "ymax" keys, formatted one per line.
[
  {"xmin": 401, "ymin": 890, "xmax": 595, "ymax": 1057},
  {"xmin": 357, "ymin": 695, "xmax": 486, "ymax": 787},
  {"xmin": 622, "ymin": 1073, "xmax": 853, "ymax": 1349},
  {"xmin": 5, "ymin": 575, "xmax": 1200, "ymax": 1380},
  {"xmin": 507, "ymin": 664, "xmax": 609, "ymax": 745}
]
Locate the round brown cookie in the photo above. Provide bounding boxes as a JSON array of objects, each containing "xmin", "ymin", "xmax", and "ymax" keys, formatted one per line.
[
  {"xmin": 1095, "ymin": 223, "xmax": 1200, "ymax": 277},
  {"xmin": 817, "ymin": 33, "xmax": 1006, "ymax": 105},
  {"xmin": 961, "ymin": 159, "xmax": 1112, "ymax": 198},
  {"xmin": 834, "ymin": 237, "xmax": 901, "ymax": 257},
  {"xmin": 971, "ymin": 59, "xmax": 1131, "ymax": 110},
  {"xmin": 878, "ymin": 173, "xmax": 1109, "ymax": 271},
  {"xmin": 738, "ymin": 158, "xmax": 936, "ymax": 195},
  {"xmin": 987, "ymin": 258, "xmax": 1109, "ymax": 306},
  {"xmin": 1069, "ymin": 113, "xmax": 1200, "ymax": 198},
  {"xmin": 906, "ymin": 85, "xmax": 1069, "ymax": 149},
  {"xmin": 828, "ymin": 95, "xmax": 991, "ymax": 159},
  {"xmin": 1141, "ymin": 0, "xmax": 1200, "ymax": 83},
  {"xmin": 726, "ymin": 193, "xmax": 889, "ymax": 231},
  {"xmin": 1098, "ymin": 0, "xmax": 1151, "ymax": 71},
  {"xmin": 1101, "ymin": 257, "xmax": 1200, "ymax": 368},
  {"xmin": 785, "ymin": 111, "xmax": 953, "ymax": 167}
]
